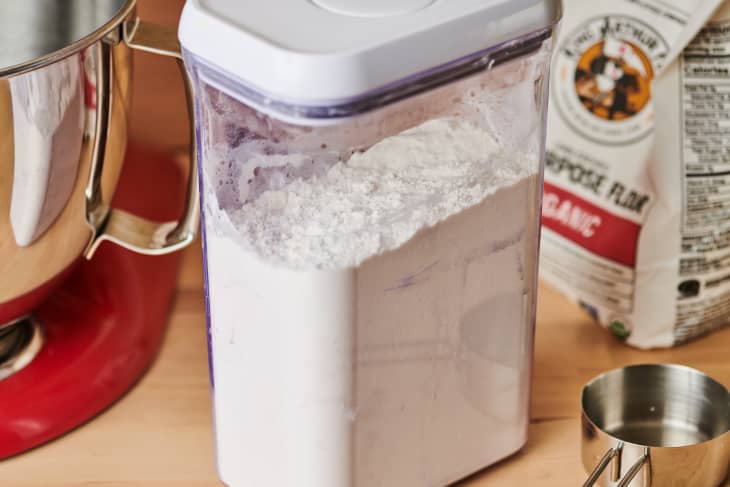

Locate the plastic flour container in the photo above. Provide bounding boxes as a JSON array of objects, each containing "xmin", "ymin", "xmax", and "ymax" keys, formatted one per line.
[{"xmin": 178, "ymin": 1, "xmax": 561, "ymax": 485}]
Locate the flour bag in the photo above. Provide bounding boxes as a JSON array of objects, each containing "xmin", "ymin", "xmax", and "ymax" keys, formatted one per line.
[{"xmin": 541, "ymin": 0, "xmax": 724, "ymax": 348}]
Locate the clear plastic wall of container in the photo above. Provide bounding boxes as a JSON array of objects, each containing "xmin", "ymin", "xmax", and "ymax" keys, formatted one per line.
[{"xmin": 186, "ymin": 28, "xmax": 554, "ymax": 487}]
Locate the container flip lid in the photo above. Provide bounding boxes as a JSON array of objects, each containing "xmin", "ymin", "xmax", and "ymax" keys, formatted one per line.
[{"xmin": 178, "ymin": 0, "xmax": 561, "ymax": 104}]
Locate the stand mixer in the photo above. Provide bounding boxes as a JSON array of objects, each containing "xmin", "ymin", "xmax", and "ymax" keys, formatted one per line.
[{"xmin": 0, "ymin": 0, "xmax": 197, "ymax": 457}]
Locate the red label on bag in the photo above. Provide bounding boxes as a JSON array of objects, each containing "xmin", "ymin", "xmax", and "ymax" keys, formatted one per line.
[{"xmin": 542, "ymin": 182, "xmax": 641, "ymax": 268}]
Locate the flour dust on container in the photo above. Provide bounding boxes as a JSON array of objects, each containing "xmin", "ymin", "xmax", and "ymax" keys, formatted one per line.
[{"xmin": 178, "ymin": 1, "xmax": 561, "ymax": 485}]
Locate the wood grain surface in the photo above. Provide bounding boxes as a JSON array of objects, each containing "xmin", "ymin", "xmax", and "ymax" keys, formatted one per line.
[{"xmin": 4, "ymin": 241, "xmax": 730, "ymax": 485}]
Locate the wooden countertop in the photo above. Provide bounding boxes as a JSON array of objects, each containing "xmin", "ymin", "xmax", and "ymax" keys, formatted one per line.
[{"xmin": 5, "ymin": 242, "xmax": 730, "ymax": 486}]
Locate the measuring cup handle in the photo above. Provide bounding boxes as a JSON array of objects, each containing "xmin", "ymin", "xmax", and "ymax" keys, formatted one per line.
[
  {"xmin": 583, "ymin": 447, "xmax": 619, "ymax": 487},
  {"xmin": 584, "ymin": 446, "xmax": 650, "ymax": 487},
  {"xmin": 84, "ymin": 18, "xmax": 199, "ymax": 258},
  {"xmin": 616, "ymin": 452, "xmax": 649, "ymax": 487}
]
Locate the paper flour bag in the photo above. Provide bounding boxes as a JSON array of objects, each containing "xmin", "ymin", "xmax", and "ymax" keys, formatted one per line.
[{"xmin": 540, "ymin": 0, "xmax": 724, "ymax": 348}]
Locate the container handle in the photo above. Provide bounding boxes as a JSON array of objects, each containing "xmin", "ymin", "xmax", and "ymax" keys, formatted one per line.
[
  {"xmin": 84, "ymin": 19, "xmax": 199, "ymax": 258},
  {"xmin": 584, "ymin": 445, "xmax": 650, "ymax": 487}
]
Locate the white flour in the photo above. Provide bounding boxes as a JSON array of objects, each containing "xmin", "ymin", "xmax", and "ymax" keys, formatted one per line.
[
  {"xmin": 204, "ymin": 115, "xmax": 540, "ymax": 487},
  {"xmin": 210, "ymin": 118, "xmax": 534, "ymax": 269},
  {"xmin": 199, "ymin": 51, "xmax": 545, "ymax": 487}
]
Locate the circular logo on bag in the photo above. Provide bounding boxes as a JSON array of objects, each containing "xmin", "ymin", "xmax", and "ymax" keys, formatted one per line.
[{"xmin": 553, "ymin": 16, "xmax": 668, "ymax": 145}]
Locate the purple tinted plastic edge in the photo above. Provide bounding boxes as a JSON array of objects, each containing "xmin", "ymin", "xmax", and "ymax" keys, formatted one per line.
[{"xmin": 184, "ymin": 26, "xmax": 555, "ymax": 121}]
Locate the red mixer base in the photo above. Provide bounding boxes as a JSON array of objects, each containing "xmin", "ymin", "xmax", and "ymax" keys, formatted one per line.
[{"xmin": 0, "ymin": 144, "xmax": 187, "ymax": 459}]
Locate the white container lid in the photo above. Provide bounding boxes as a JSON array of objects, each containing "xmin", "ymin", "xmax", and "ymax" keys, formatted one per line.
[{"xmin": 178, "ymin": 0, "xmax": 561, "ymax": 105}]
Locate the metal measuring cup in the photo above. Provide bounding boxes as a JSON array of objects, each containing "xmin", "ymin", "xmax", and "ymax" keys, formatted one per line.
[{"xmin": 582, "ymin": 364, "xmax": 730, "ymax": 487}]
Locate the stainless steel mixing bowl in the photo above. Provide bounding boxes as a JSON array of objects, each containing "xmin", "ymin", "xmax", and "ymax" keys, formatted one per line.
[{"xmin": 0, "ymin": 0, "xmax": 198, "ymax": 376}]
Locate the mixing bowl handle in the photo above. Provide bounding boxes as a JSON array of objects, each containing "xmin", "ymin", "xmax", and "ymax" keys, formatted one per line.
[
  {"xmin": 84, "ymin": 19, "xmax": 199, "ymax": 258},
  {"xmin": 584, "ymin": 445, "xmax": 650, "ymax": 487}
]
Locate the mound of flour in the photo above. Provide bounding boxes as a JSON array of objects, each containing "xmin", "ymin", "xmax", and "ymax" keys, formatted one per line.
[{"xmin": 211, "ymin": 117, "xmax": 535, "ymax": 269}]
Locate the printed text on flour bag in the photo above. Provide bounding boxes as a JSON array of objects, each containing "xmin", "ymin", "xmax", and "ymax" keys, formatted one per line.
[{"xmin": 542, "ymin": 182, "xmax": 642, "ymax": 268}]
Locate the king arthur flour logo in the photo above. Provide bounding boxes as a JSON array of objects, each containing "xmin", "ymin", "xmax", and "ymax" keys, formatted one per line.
[{"xmin": 553, "ymin": 16, "xmax": 669, "ymax": 145}]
